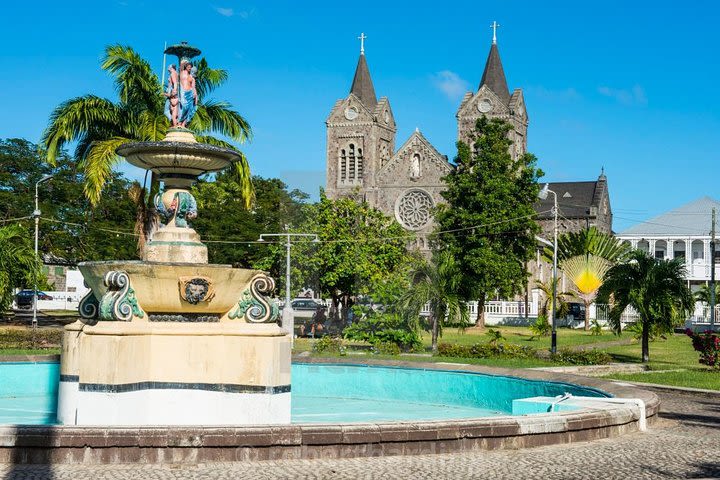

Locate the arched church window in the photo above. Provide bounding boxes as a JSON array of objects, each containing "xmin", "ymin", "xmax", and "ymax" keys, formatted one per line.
[
  {"xmin": 348, "ymin": 144, "xmax": 356, "ymax": 180},
  {"xmin": 339, "ymin": 148, "xmax": 347, "ymax": 182},
  {"xmin": 357, "ymin": 147, "xmax": 363, "ymax": 180}
]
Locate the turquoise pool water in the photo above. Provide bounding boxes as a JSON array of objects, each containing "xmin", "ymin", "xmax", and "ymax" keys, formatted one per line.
[{"xmin": 0, "ymin": 362, "xmax": 609, "ymax": 425}]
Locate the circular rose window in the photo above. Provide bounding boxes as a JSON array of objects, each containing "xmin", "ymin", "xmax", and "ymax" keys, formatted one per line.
[{"xmin": 395, "ymin": 189, "xmax": 434, "ymax": 230}]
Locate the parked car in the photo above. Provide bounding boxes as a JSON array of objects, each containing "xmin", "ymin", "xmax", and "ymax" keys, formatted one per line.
[
  {"xmin": 14, "ymin": 290, "xmax": 53, "ymax": 309},
  {"xmin": 567, "ymin": 302, "xmax": 586, "ymax": 321},
  {"xmin": 291, "ymin": 299, "xmax": 325, "ymax": 311}
]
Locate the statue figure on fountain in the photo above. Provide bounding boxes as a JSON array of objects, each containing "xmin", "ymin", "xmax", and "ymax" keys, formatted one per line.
[
  {"xmin": 163, "ymin": 64, "xmax": 179, "ymax": 125},
  {"xmin": 178, "ymin": 60, "xmax": 198, "ymax": 127},
  {"xmin": 154, "ymin": 187, "xmax": 198, "ymax": 228}
]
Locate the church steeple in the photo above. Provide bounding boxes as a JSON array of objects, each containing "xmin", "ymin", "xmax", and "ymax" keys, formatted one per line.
[
  {"xmin": 478, "ymin": 23, "xmax": 510, "ymax": 104},
  {"xmin": 350, "ymin": 33, "xmax": 377, "ymax": 108}
]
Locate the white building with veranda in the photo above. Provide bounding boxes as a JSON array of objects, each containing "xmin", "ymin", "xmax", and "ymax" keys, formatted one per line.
[{"xmin": 617, "ymin": 197, "xmax": 720, "ymax": 289}]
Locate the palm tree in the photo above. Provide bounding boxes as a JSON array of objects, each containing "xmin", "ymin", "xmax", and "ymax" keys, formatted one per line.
[
  {"xmin": 694, "ymin": 283, "xmax": 720, "ymax": 304},
  {"xmin": 598, "ymin": 250, "xmax": 694, "ymax": 363},
  {"xmin": 41, "ymin": 45, "xmax": 253, "ymax": 247},
  {"xmin": 400, "ymin": 251, "xmax": 469, "ymax": 354},
  {"xmin": 534, "ymin": 277, "xmax": 571, "ymax": 320},
  {"xmin": 0, "ymin": 225, "xmax": 42, "ymax": 313},
  {"xmin": 545, "ymin": 227, "xmax": 630, "ymax": 330}
]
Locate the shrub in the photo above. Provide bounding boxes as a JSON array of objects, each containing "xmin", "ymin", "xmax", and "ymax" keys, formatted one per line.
[
  {"xmin": 686, "ymin": 329, "xmax": 720, "ymax": 369},
  {"xmin": 312, "ymin": 336, "xmax": 346, "ymax": 355},
  {"xmin": 372, "ymin": 341, "xmax": 401, "ymax": 356},
  {"xmin": 485, "ymin": 328, "xmax": 504, "ymax": 345},
  {"xmin": 436, "ymin": 342, "xmax": 536, "ymax": 359},
  {"xmin": 625, "ymin": 321, "xmax": 668, "ymax": 341},
  {"xmin": 436, "ymin": 342, "xmax": 611, "ymax": 365},
  {"xmin": 343, "ymin": 313, "xmax": 422, "ymax": 352},
  {"xmin": 590, "ymin": 318, "xmax": 603, "ymax": 336},
  {"xmin": 529, "ymin": 316, "xmax": 551, "ymax": 337},
  {"xmin": 550, "ymin": 348, "xmax": 612, "ymax": 365}
]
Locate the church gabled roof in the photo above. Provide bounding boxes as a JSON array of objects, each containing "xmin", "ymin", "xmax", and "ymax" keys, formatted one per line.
[
  {"xmin": 350, "ymin": 53, "xmax": 377, "ymax": 108},
  {"xmin": 620, "ymin": 197, "xmax": 720, "ymax": 236},
  {"xmin": 535, "ymin": 173, "xmax": 608, "ymax": 220},
  {"xmin": 479, "ymin": 44, "xmax": 510, "ymax": 105}
]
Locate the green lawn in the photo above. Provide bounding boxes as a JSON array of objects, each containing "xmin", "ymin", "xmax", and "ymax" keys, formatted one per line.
[
  {"xmin": 0, "ymin": 348, "xmax": 60, "ymax": 356},
  {"xmin": 601, "ymin": 333, "xmax": 720, "ymax": 390},
  {"xmin": 422, "ymin": 326, "xmax": 629, "ymax": 350}
]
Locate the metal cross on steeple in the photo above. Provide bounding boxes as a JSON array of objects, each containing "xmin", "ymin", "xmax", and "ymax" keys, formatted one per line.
[
  {"xmin": 358, "ymin": 32, "xmax": 367, "ymax": 55},
  {"xmin": 491, "ymin": 21, "xmax": 500, "ymax": 45}
]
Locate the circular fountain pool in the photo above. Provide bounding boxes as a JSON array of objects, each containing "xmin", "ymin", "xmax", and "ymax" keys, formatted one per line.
[
  {"xmin": 0, "ymin": 361, "xmax": 609, "ymax": 425},
  {"xmin": 0, "ymin": 357, "xmax": 658, "ymax": 464}
]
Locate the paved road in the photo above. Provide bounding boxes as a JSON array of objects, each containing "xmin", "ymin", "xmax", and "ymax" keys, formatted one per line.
[{"xmin": 2, "ymin": 387, "xmax": 719, "ymax": 479}]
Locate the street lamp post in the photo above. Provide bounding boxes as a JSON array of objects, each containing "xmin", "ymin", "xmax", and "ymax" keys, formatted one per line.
[
  {"xmin": 538, "ymin": 183, "xmax": 558, "ymax": 354},
  {"xmin": 258, "ymin": 227, "xmax": 319, "ymax": 342},
  {"xmin": 33, "ymin": 174, "xmax": 54, "ymax": 329}
]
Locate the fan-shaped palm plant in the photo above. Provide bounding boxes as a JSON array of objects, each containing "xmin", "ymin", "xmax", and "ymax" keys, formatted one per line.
[
  {"xmin": 544, "ymin": 227, "xmax": 630, "ymax": 330},
  {"xmin": 598, "ymin": 251, "xmax": 693, "ymax": 363},
  {"xmin": 560, "ymin": 254, "xmax": 612, "ymax": 330},
  {"xmin": 41, "ymin": 45, "xmax": 253, "ymax": 247}
]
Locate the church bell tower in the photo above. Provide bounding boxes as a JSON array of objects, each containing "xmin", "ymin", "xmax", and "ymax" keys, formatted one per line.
[
  {"xmin": 325, "ymin": 33, "xmax": 396, "ymax": 206},
  {"xmin": 456, "ymin": 22, "xmax": 528, "ymax": 160}
]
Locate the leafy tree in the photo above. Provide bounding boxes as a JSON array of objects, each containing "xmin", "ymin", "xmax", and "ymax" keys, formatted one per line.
[
  {"xmin": 191, "ymin": 173, "xmax": 309, "ymax": 266},
  {"xmin": 399, "ymin": 251, "xmax": 469, "ymax": 354},
  {"xmin": 0, "ymin": 138, "xmax": 138, "ymax": 262},
  {"xmin": 598, "ymin": 250, "xmax": 694, "ymax": 363},
  {"xmin": 0, "ymin": 225, "xmax": 42, "ymax": 312},
  {"xmin": 41, "ymin": 45, "xmax": 254, "ymax": 248},
  {"xmin": 257, "ymin": 192, "xmax": 411, "ymax": 323},
  {"xmin": 545, "ymin": 227, "xmax": 631, "ymax": 330},
  {"xmin": 435, "ymin": 117, "xmax": 542, "ymax": 327}
]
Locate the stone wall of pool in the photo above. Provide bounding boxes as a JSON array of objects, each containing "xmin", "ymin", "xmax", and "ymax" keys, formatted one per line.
[{"xmin": 0, "ymin": 356, "xmax": 659, "ymax": 464}]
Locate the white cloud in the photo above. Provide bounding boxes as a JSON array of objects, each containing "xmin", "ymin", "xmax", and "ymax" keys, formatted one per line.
[
  {"xmin": 213, "ymin": 6, "xmax": 255, "ymax": 18},
  {"xmin": 431, "ymin": 70, "xmax": 470, "ymax": 101},
  {"xmin": 526, "ymin": 85, "xmax": 581, "ymax": 101},
  {"xmin": 214, "ymin": 6, "xmax": 234, "ymax": 17},
  {"xmin": 598, "ymin": 84, "xmax": 647, "ymax": 106}
]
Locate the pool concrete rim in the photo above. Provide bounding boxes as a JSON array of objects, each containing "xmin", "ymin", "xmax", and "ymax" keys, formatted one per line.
[{"xmin": 0, "ymin": 356, "xmax": 659, "ymax": 464}]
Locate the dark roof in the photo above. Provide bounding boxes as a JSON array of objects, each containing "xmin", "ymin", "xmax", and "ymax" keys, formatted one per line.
[
  {"xmin": 479, "ymin": 44, "xmax": 510, "ymax": 104},
  {"xmin": 535, "ymin": 181, "xmax": 602, "ymax": 220},
  {"xmin": 350, "ymin": 54, "xmax": 377, "ymax": 108}
]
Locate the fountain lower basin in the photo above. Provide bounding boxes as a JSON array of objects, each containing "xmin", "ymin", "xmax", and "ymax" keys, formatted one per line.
[
  {"xmin": 0, "ymin": 358, "xmax": 659, "ymax": 464},
  {"xmin": 62, "ymin": 260, "xmax": 289, "ymax": 426}
]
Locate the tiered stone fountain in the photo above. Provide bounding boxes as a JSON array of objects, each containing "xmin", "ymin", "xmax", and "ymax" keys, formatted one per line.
[{"xmin": 57, "ymin": 44, "xmax": 290, "ymax": 426}]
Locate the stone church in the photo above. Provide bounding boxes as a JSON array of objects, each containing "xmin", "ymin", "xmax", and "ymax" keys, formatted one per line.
[
  {"xmin": 324, "ymin": 33, "xmax": 609, "ymax": 252},
  {"xmin": 325, "ymin": 34, "xmax": 527, "ymax": 251}
]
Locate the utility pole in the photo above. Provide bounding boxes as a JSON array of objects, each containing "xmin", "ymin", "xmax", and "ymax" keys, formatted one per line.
[
  {"xmin": 32, "ymin": 174, "xmax": 54, "ymax": 329},
  {"xmin": 258, "ymin": 227, "xmax": 319, "ymax": 343},
  {"xmin": 711, "ymin": 208, "xmax": 716, "ymax": 328}
]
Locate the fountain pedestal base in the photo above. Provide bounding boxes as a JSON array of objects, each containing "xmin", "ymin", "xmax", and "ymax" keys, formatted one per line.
[{"xmin": 59, "ymin": 321, "xmax": 291, "ymax": 425}]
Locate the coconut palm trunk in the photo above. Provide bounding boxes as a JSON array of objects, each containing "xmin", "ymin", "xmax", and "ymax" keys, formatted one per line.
[{"xmin": 641, "ymin": 322, "xmax": 650, "ymax": 363}]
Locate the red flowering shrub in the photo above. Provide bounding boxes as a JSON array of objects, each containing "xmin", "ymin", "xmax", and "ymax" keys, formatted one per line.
[{"xmin": 686, "ymin": 328, "xmax": 720, "ymax": 369}]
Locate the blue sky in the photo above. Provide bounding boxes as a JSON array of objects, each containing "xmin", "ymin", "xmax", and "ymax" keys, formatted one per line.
[{"xmin": 1, "ymin": 0, "xmax": 718, "ymax": 232}]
